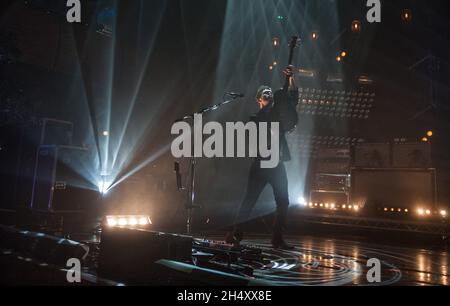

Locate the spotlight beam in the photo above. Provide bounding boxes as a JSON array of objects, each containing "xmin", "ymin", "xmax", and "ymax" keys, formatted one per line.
[
  {"xmin": 110, "ymin": 4, "xmax": 167, "ymax": 172},
  {"xmin": 65, "ymin": 30, "xmax": 102, "ymax": 187},
  {"xmin": 112, "ymin": 78, "xmax": 182, "ymax": 175},
  {"xmin": 71, "ymin": 27, "xmax": 105, "ymax": 177},
  {"xmin": 107, "ymin": 143, "xmax": 171, "ymax": 192},
  {"xmin": 330, "ymin": 28, "xmax": 347, "ymax": 46},
  {"xmin": 103, "ymin": 0, "xmax": 118, "ymax": 174}
]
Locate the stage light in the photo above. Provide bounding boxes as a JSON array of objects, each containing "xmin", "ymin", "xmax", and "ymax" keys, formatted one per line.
[
  {"xmin": 272, "ymin": 37, "xmax": 280, "ymax": 48},
  {"xmin": 341, "ymin": 51, "xmax": 347, "ymax": 57},
  {"xmin": 384, "ymin": 208, "xmax": 388, "ymax": 212},
  {"xmin": 342, "ymin": 205, "xmax": 346, "ymax": 209},
  {"xmin": 311, "ymin": 31, "xmax": 318, "ymax": 40},
  {"xmin": 348, "ymin": 205, "xmax": 353, "ymax": 209},
  {"xmin": 427, "ymin": 131, "xmax": 433, "ymax": 137},
  {"xmin": 401, "ymin": 9, "xmax": 412, "ymax": 23},
  {"xmin": 102, "ymin": 130, "xmax": 109, "ymax": 136},
  {"xmin": 107, "ymin": 217, "xmax": 117, "ymax": 227},
  {"xmin": 298, "ymin": 68, "xmax": 315, "ymax": 78},
  {"xmin": 309, "ymin": 202, "xmax": 313, "ymax": 207},
  {"xmin": 336, "ymin": 56, "xmax": 342, "ymax": 62},
  {"xmin": 129, "ymin": 217, "xmax": 138, "ymax": 226},
  {"xmin": 298, "ymin": 197, "xmax": 307, "ymax": 206},
  {"xmin": 273, "ymin": 61, "xmax": 277, "ymax": 66},
  {"xmin": 425, "ymin": 209, "xmax": 431, "ymax": 215},
  {"xmin": 98, "ymin": 180, "xmax": 111, "ymax": 195},
  {"xmin": 417, "ymin": 208, "xmax": 424, "ymax": 216},
  {"xmin": 105, "ymin": 215, "xmax": 152, "ymax": 228},
  {"xmin": 331, "ymin": 203, "xmax": 335, "ymax": 209},
  {"xmin": 354, "ymin": 205, "xmax": 359, "ymax": 211},
  {"xmin": 269, "ymin": 65, "xmax": 274, "ymax": 71},
  {"xmin": 440, "ymin": 210, "xmax": 447, "ymax": 217},
  {"xmin": 405, "ymin": 209, "xmax": 408, "ymax": 213},
  {"xmin": 352, "ymin": 20, "xmax": 361, "ymax": 33},
  {"xmin": 391, "ymin": 208, "xmax": 394, "ymax": 212},
  {"xmin": 139, "ymin": 217, "xmax": 150, "ymax": 225},
  {"xmin": 327, "ymin": 73, "xmax": 343, "ymax": 83},
  {"xmin": 422, "ymin": 137, "xmax": 428, "ymax": 142},
  {"xmin": 325, "ymin": 203, "xmax": 329, "ymax": 208},
  {"xmin": 314, "ymin": 203, "xmax": 318, "ymax": 207},
  {"xmin": 319, "ymin": 203, "xmax": 323, "ymax": 207}
]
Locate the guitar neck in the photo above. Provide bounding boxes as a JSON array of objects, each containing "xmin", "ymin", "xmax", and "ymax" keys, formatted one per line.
[
  {"xmin": 283, "ymin": 36, "xmax": 297, "ymax": 91},
  {"xmin": 283, "ymin": 52, "xmax": 294, "ymax": 90}
]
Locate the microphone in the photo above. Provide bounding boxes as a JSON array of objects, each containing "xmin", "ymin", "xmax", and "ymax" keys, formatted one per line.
[{"xmin": 226, "ymin": 92, "xmax": 245, "ymax": 98}]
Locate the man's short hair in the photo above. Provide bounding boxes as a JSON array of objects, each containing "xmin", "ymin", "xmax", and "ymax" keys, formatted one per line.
[{"xmin": 256, "ymin": 85, "xmax": 273, "ymax": 100}]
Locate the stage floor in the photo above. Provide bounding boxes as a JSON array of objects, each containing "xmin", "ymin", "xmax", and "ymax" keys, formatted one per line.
[{"xmin": 202, "ymin": 234, "xmax": 449, "ymax": 286}]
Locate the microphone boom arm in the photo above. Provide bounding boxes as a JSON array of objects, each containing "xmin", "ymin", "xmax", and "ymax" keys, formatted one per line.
[
  {"xmin": 174, "ymin": 94, "xmax": 243, "ymax": 123},
  {"xmin": 173, "ymin": 93, "xmax": 243, "ymax": 234}
]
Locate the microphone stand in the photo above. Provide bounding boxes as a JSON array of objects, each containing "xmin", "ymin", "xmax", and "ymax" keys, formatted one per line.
[{"xmin": 174, "ymin": 94, "xmax": 243, "ymax": 235}]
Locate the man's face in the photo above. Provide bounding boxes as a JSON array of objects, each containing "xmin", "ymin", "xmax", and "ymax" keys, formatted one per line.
[{"xmin": 257, "ymin": 88, "xmax": 273, "ymax": 109}]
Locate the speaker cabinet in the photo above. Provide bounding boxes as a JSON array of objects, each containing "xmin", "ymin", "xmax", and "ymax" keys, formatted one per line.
[
  {"xmin": 317, "ymin": 147, "xmax": 350, "ymax": 173},
  {"xmin": 31, "ymin": 145, "xmax": 97, "ymax": 212},
  {"xmin": 0, "ymin": 120, "xmax": 73, "ymax": 209},
  {"xmin": 392, "ymin": 142, "xmax": 431, "ymax": 168},
  {"xmin": 310, "ymin": 190, "xmax": 349, "ymax": 206},
  {"xmin": 355, "ymin": 143, "xmax": 390, "ymax": 168},
  {"xmin": 39, "ymin": 118, "xmax": 73, "ymax": 146},
  {"xmin": 350, "ymin": 168, "xmax": 436, "ymax": 211}
]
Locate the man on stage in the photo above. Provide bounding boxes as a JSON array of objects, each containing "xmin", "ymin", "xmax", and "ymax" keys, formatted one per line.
[{"xmin": 226, "ymin": 65, "xmax": 298, "ymax": 250}]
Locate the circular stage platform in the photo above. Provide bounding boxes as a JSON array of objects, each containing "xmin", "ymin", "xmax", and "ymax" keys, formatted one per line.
[{"xmin": 205, "ymin": 234, "xmax": 449, "ymax": 286}]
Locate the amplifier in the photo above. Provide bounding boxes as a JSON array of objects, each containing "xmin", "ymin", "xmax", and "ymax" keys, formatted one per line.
[
  {"xmin": 316, "ymin": 147, "xmax": 351, "ymax": 174},
  {"xmin": 354, "ymin": 143, "xmax": 390, "ymax": 168},
  {"xmin": 392, "ymin": 142, "xmax": 431, "ymax": 168},
  {"xmin": 31, "ymin": 145, "xmax": 97, "ymax": 212},
  {"xmin": 310, "ymin": 190, "xmax": 349, "ymax": 206},
  {"xmin": 315, "ymin": 174, "xmax": 349, "ymax": 191},
  {"xmin": 317, "ymin": 147, "xmax": 351, "ymax": 159},
  {"xmin": 316, "ymin": 160, "xmax": 350, "ymax": 174},
  {"xmin": 350, "ymin": 168, "xmax": 436, "ymax": 212},
  {"xmin": 98, "ymin": 227, "xmax": 193, "ymax": 284}
]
